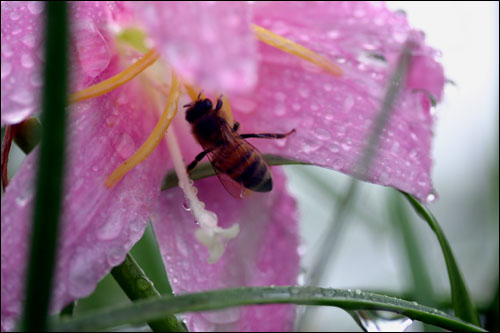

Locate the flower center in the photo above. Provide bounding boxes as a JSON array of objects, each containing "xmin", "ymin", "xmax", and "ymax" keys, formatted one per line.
[{"xmin": 68, "ymin": 24, "xmax": 343, "ymax": 262}]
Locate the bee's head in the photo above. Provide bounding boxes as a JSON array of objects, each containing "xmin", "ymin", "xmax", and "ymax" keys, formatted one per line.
[{"xmin": 184, "ymin": 98, "xmax": 213, "ymax": 123}]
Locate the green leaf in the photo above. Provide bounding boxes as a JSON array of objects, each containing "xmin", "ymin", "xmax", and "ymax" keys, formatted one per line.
[
  {"xmin": 402, "ymin": 192, "xmax": 481, "ymax": 326},
  {"xmin": 20, "ymin": 2, "xmax": 69, "ymax": 331},
  {"xmin": 51, "ymin": 286, "xmax": 485, "ymax": 332},
  {"xmin": 161, "ymin": 154, "xmax": 307, "ymax": 190}
]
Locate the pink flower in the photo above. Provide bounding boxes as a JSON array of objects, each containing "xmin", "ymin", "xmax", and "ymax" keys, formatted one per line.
[{"xmin": 1, "ymin": 2, "xmax": 444, "ymax": 332}]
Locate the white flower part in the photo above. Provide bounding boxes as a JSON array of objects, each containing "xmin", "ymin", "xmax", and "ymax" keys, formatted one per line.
[{"xmin": 165, "ymin": 126, "xmax": 240, "ymax": 263}]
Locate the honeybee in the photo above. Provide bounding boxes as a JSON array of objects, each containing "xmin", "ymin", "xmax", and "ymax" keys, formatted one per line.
[{"xmin": 184, "ymin": 95, "xmax": 295, "ymax": 197}]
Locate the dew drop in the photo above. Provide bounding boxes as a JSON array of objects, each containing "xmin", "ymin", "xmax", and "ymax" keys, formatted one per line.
[
  {"xmin": 351, "ymin": 310, "xmax": 413, "ymax": 332},
  {"xmin": 2, "ymin": 43, "xmax": 14, "ymax": 58},
  {"xmin": 30, "ymin": 72, "xmax": 42, "ymax": 87},
  {"xmin": 341, "ymin": 142, "xmax": 352, "ymax": 151},
  {"xmin": 343, "ymin": 96, "xmax": 355, "ymax": 112},
  {"xmin": 97, "ymin": 220, "xmax": 122, "ymax": 240},
  {"xmin": 114, "ymin": 133, "xmax": 136, "ymax": 159},
  {"xmin": 302, "ymin": 140, "xmax": 321, "ymax": 154},
  {"xmin": 10, "ymin": 11, "xmax": 21, "ymax": 21},
  {"xmin": 21, "ymin": 53, "xmax": 35, "ymax": 68},
  {"xmin": 426, "ymin": 191, "xmax": 437, "ymax": 203},
  {"xmin": 274, "ymin": 103, "xmax": 286, "ymax": 116},
  {"xmin": 299, "ymin": 87, "xmax": 310, "ymax": 98},
  {"xmin": 327, "ymin": 30, "xmax": 340, "ymax": 39},
  {"xmin": 274, "ymin": 137, "xmax": 287, "ymax": 148},
  {"xmin": 333, "ymin": 158, "xmax": 344, "ymax": 169},
  {"xmin": 182, "ymin": 199, "xmax": 191, "ymax": 211},
  {"xmin": 1, "ymin": 62, "xmax": 12, "ymax": 79},
  {"xmin": 12, "ymin": 28, "xmax": 22, "ymax": 36},
  {"xmin": 314, "ymin": 128, "xmax": 331, "ymax": 141},
  {"xmin": 10, "ymin": 88, "xmax": 34, "ymax": 106},
  {"xmin": 21, "ymin": 34, "xmax": 36, "ymax": 48},
  {"xmin": 323, "ymin": 83, "xmax": 333, "ymax": 92},
  {"xmin": 330, "ymin": 144, "xmax": 339, "ymax": 153},
  {"xmin": 106, "ymin": 245, "xmax": 125, "ymax": 266},
  {"xmin": 27, "ymin": 2, "xmax": 44, "ymax": 15},
  {"xmin": 355, "ymin": 289, "xmax": 362, "ymax": 295}
]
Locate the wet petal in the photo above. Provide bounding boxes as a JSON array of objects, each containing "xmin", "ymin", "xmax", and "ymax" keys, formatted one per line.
[
  {"xmin": 0, "ymin": 1, "xmax": 128, "ymax": 126},
  {"xmin": 231, "ymin": 2, "xmax": 444, "ymax": 202},
  {"xmin": 152, "ymin": 168, "xmax": 299, "ymax": 331},
  {"xmin": 133, "ymin": 2, "xmax": 257, "ymax": 94},
  {"xmin": 0, "ymin": 70, "xmax": 166, "ymax": 330},
  {"xmin": 1, "ymin": 1, "xmax": 44, "ymax": 125}
]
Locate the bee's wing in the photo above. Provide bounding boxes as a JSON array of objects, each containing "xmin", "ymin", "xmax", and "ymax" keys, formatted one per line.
[
  {"xmin": 204, "ymin": 149, "xmax": 245, "ymax": 199},
  {"xmin": 201, "ymin": 120, "xmax": 246, "ymax": 199}
]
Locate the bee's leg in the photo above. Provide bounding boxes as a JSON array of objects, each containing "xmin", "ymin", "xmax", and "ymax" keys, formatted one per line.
[
  {"xmin": 240, "ymin": 129, "xmax": 296, "ymax": 140},
  {"xmin": 233, "ymin": 122, "xmax": 240, "ymax": 132},
  {"xmin": 187, "ymin": 149, "xmax": 211, "ymax": 173}
]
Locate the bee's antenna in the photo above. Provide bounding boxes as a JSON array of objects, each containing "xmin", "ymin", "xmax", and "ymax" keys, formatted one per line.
[{"xmin": 197, "ymin": 91, "xmax": 204, "ymax": 100}]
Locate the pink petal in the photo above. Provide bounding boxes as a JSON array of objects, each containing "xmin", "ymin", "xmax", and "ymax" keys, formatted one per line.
[
  {"xmin": 1, "ymin": 1, "xmax": 44, "ymax": 125},
  {"xmin": 152, "ymin": 167, "xmax": 299, "ymax": 332},
  {"xmin": 228, "ymin": 2, "xmax": 444, "ymax": 202},
  {"xmin": 1, "ymin": 64, "xmax": 167, "ymax": 330},
  {"xmin": 0, "ymin": 1, "xmax": 128, "ymax": 125},
  {"xmin": 133, "ymin": 2, "xmax": 257, "ymax": 95}
]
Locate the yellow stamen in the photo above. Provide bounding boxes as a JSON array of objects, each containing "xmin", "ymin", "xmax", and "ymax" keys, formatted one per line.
[
  {"xmin": 70, "ymin": 49, "xmax": 160, "ymax": 103},
  {"xmin": 251, "ymin": 24, "xmax": 343, "ymax": 76},
  {"xmin": 105, "ymin": 71, "xmax": 182, "ymax": 188},
  {"xmin": 183, "ymin": 81, "xmax": 203, "ymax": 101}
]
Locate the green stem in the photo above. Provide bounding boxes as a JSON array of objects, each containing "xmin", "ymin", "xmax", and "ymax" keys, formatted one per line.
[
  {"xmin": 402, "ymin": 192, "xmax": 481, "ymax": 326},
  {"xmin": 20, "ymin": 2, "xmax": 68, "ymax": 331},
  {"xmin": 111, "ymin": 254, "xmax": 186, "ymax": 332},
  {"xmin": 51, "ymin": 286, "xmax": 485, "ymax": 332}
]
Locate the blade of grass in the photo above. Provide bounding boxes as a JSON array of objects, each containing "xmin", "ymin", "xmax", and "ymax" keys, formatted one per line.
[
  {"xmin": 388, "ymin": 191, "xmax": 436, "ymax": 305},
  {"xmin": 111, "ymin": 254, "xmax": 186, "ymax": 332},
  {"xmin": 51, "ymin": 286, "xmax": 485, "ymax": 332},
  {"xmin": 20, "ymin": 2, "xmax": 69, "ymax": 331},
  {"xmin": 388, "ymin": 190, "xmax": 438, "ymax": 331},
  {"xmin": 402, "ymin": 192, "xmax": 481, "ymax": 326}
]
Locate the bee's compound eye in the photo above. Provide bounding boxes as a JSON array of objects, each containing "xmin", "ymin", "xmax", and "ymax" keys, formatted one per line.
[{"xmin": 202, "ymin": 99, "xmax": 213, "ymax": 110}]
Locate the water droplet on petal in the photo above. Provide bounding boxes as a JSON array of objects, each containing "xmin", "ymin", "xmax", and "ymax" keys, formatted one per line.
[
  {"xmin": 2, "ymin": 43, "xmax": 14, "ymax": 58},
  {"xmin": 182, "ymin": 199, "xmax": 191, "ymax": 211},
  {"xmin": 27, "ymin": 2, "xmax": 44, "ymax": 15},
  {"xmin": 106, "ymin": 245, "xmax": 125, "ymax": 266},
  {"xmin": 114, "ymin": 133, "xmax": 136, "ymax": 159},
  {"xmin": 10, "ymin": 11, "xmax": 21, "ymax": 20},
  {"xmin": 333, "ymin": 158, "xmax": 344, "ymax": 169},
  {"xmin": 21, "ymin": 34, "xmax": 36, "ymax": 48},
  {"xmin": 327, "ymin": 30, "xmax": 340, "ymax": 39},
  {"xmin": 21, "ymin": 54, "xmax": 35, "ymax": 68},
  {"xmin": 10, "ymin": 88, "xmax": 34, "ymax": 105},
  {"xmin": 1, "ymin": 62, "xmax": 12, "ymax": 79},
  {"xmin": 426, "ymin": 191, "xmax": 437, "ymax": 203}
]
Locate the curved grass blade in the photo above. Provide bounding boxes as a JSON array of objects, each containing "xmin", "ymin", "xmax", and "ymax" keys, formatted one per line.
[
  {"xmin": 402, "ymin": 192, "xmax": 481, "ymax": 326},
  {"xmin": 20, "ymin": 2, "xmax": 69, "ymax": 331},
  {"xmin": 51, "ymin": 286, "xmax": 485, "ymax": 332},
  {"xmin": 161, "ymin": 154, "xmax": 308, "ymax": 190}
]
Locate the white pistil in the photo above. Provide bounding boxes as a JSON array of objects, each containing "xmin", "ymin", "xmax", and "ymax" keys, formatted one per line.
[{"xmin": 165, "ymin": 126, "xmax": 239, "ymax": 264}]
